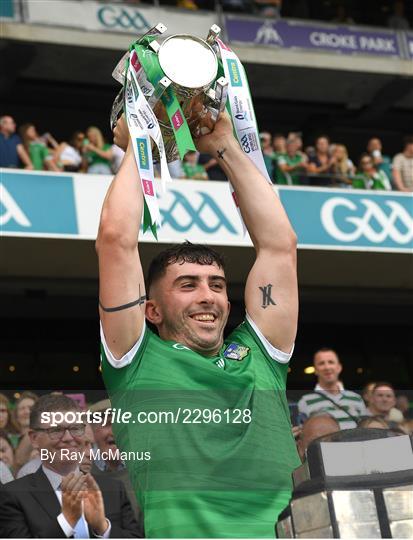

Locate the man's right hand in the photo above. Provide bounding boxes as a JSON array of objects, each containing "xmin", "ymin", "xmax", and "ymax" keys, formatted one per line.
[{"xmin": 61, "ymin": 472, "xmax": 87, "ymax": 527}]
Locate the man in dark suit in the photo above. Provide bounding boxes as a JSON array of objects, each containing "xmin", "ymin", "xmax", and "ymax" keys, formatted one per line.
[{"xmin": 0, "ymin": 394, "xmax": 141, "ymax": 538}]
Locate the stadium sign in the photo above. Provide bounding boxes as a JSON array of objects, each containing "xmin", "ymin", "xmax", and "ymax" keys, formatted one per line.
[
  {"xmin": 24, "ymin": 0, "xmax": 216, "ymax": 38},
  {"xmin": 225, "ymin": 17, "xmax": 402, "ymax": 58},
  {"xmin": 1, "ymin": 169, "xmax": 412, "ymax": 253},
  {"xmin": 0, "ymin": 172, "xmax": 78, "ymax": 235}
]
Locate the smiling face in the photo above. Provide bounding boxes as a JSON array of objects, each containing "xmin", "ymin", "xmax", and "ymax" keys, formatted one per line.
[
  {"xmin": 314, "ymin": 350, "xmax": 342, "ymax": 386},
  {"xmin": 29, "ymin": 409, "xmax": 84, "ymax": 474},
  {"xmin": 146, "ymin": 262, "xmax": 230, "ymax": 356}
]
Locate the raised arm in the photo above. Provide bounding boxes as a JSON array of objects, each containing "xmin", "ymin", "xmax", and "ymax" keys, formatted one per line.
[
  {"xmin": 96, "ymin": 117, "xmax": 146, "ymax": 359},
  {"xmin": 196, "ymin": 114, "xmax": 298, "ymax": 353}
]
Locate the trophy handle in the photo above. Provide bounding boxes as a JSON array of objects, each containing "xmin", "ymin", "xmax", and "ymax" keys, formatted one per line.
[
  {"xmin": 110, "ymin": 87, "xmax": 125, "ymax": 130},
  {"xmin": 147, "ymin": 76, "xmax": 172, "ymax": 108},
  {"xmin": 112, "ymin": 23, "xmax": 167, "ymax": 84},
  {"xmin": 206, "ymin": 76, "xmax": 228, "ymax": 123},
  {"xmin": 206, "ymin": 24, "xmax": 221, "ymax": 45}
]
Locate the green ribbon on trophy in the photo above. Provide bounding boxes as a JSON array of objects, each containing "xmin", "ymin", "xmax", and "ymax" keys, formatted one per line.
[{"xmin": 111, "ymin": 23, "xmax": 271, "ymax": 239}]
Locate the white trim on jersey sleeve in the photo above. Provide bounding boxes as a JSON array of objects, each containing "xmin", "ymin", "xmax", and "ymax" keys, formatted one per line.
[
  {"xmin": 100, "ymin": 321, "xmax": 146, "ymax": 369},
  {"xmin": 245, "ymin": 312, "xmax": 294, "ymax": 364}
]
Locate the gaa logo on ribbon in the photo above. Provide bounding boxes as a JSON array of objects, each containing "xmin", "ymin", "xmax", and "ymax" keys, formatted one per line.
[
  {"xmin": 227, "ymin": 59, "xmax": 242, "ymax": 87},
  {"xmin": 321, "ymin": 197, "xmax": 413, "ymax": 245},
  {"xmin": 97, "ymin": 6, "xmax": 150, "ymax": 32},
  {"xmin": 136, "ymin": 138, "xmax": 149, "ymax": 170},
  {"xmin": 240, "ymin": 132, "xmax": 259, "ymax": 154},
  {"xmin": 241, "ymin": 134, "xmax": 251, "ymax": 153}
]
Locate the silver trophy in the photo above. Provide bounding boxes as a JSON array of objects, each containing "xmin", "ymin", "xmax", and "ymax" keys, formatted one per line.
[{"xmin": 110, "ymin": 23, "xmax": 228, "ymax": 162}]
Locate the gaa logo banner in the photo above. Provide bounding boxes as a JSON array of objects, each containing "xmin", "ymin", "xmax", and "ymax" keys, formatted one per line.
[
  {"xmin": 97, "ymin": 6, "xmax": 150, "ymax": 32},
  {"xmin": 280, "ymin": 189, "xmax": 413, "ymax": 252},
  {"xmin": 0, "ymin": 172, "xmax": 78, "ymax": 235},
  {"xmin": 227, "ymin": 59, "xmax": 243, "ymax": 87},
  {"xmin": 160, "ymin": 190, "xmax": 237, "ymax": 234}
]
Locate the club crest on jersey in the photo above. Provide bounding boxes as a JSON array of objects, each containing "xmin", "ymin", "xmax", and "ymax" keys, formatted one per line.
[{"xmin": 223, "ymin": 343, "xmax": 250, "ymax": 361}]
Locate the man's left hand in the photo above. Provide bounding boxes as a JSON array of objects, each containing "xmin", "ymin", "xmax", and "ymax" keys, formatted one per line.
[
  {"xmin": 194, "ymin": 111, "xmax": 235, "ymax": 156},
  {"xmin": 83, "ymin": 474, "xmax": 108, "ymax": 535}
]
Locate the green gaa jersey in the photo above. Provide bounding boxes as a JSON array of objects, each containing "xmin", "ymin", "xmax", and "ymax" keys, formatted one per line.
[{"xmin": 101, "ymin": 314, "xmax": 300, "ymax": 538}]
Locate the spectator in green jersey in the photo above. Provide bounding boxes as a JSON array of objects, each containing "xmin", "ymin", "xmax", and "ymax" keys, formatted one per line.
[
  {"xmin": 273, "ymin": 133, "xmax": 286, "ymax": 156},
  {"xmin": 367, "ymin": 137, "xmax": 393, "ymax": 183},
  {"xmin": 275, "ymin": 135, "xmax": 308, "ymax": 185},
  {"xmin": 83, "ymin": 126, "xmax": 113, "ymax": 175},
  {"xmin": 353, "ymin": 153, "xmax": 392, "ymax": 190},
  {"xmin": 97, "ymin": 112, "xmax": 300, "ymax": 537},
  {"xmin": 19, "ymin": 124, "xmax": 60, "ymax": 172},
  {"xmin": 182, "ymin": 151, "xmax": 208, "ymax": 180}
]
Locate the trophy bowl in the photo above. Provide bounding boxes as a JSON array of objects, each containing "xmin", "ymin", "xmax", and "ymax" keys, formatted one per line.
[{"xmin": 111, "ymin": 24, "xmax": 228, "ymax": 163}]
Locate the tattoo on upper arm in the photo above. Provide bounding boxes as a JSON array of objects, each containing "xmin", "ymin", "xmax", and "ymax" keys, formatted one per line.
[
  {"xmin": 259, "ymin": 284, "xmax": 276, "ymax": 309},
  {"xmin": 99, "ymin": 285, "xmax": 146, "ymax": 313},
  {"xmin": 217, "ymin": 148, "xmax": 226, "ymax": 160}
]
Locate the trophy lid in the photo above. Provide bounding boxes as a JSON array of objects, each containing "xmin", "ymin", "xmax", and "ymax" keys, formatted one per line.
[{"xmin": 158, "ymin": 34, "xmax": 218, "ymax": 90}]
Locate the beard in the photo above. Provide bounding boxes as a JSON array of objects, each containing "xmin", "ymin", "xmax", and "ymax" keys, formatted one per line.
[{"xmin": 161, "ymin": 309, "xmax": 227, "ymax": 356}]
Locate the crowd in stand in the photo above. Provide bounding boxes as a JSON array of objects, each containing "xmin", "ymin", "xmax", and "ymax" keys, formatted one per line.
[
  {"xmin": 260, "ymin": 131, "xmax": 413, "ymax": 191},
  {"xmin": 1, "ymin": 115, "xmax": 413, "ymax": 191},
  {"xmin": 0, "ymin": 364, "xmax": 412, "ymax": 535}
]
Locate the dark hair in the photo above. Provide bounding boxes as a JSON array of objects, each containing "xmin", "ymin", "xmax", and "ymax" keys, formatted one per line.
[
  {"xmin": 18, "ymin": 123, "xmax": 35, "ymax": 151},
  {"xmin": 404, "ymin": 135, "xmax": 413, "ymax": 148},
  {"xmin": 30, "ymin": 394, "xmax": 80, "ymax": 429},
  {"xmin": 313, "ymin": 347, "xmax": 339, "ymax": 360},
  {"xmin": 315, "ymin": 135, "xmax": 330, "ymax": 144},
  {"xmin": 358, "ymin": 152, "xmax": 375, "ymax": 169},
  {"xmin": 147, "ymin": 241, "xmax": 226, "ymax": 295},
  {"xmin": 372, "ymin": 381, "xmax": 395, "ymax": 394},
  {"xmin": 69, "ymin": 130, "xmax": 85, "ymax": 147}
]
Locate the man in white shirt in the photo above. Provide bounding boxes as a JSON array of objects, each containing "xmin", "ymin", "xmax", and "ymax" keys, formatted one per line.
[
  {"xmin": 0, "ymin": 394, "xmax": 140, "ymax": 538},
  {"xmin": 298, "ymin": 348, "xmax": 367, "ymax": 430}
]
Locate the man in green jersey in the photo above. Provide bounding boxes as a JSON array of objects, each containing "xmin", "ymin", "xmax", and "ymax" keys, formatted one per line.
[
  {"xmin": 274, "ymin": 136, "xmax": 308, "ymax": 185},
  {"xmin": 96, "ymin": 113, "xmax": 300, "ymax": 538}
]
